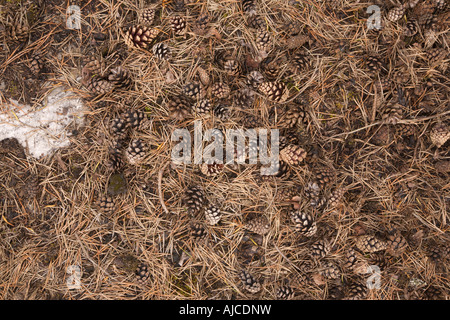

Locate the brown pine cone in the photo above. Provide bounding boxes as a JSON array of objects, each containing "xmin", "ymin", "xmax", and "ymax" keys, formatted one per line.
[
  {"xmin": 140, "ymin": 8, "xmax": 155, "ymax": 25},
  {"xmin": 96, "ymin": 195, "xmax": 116, "ymax": 214},
  {"xmin": 242, "ymin": 0, "xmax": 257, "ymax": 14},
  {"xmin": 382, "ymin": 103, "xmax": 403, "ymax": 125},
  {"xmin": 326, "ymin": 187, "xmax": 346, "ymax": 209},
  {"xmin": 183, "ymin": 81, "xmax": 204, "ymax": 100},
  {"xmin": 200, "ymin": 162, "xmax": 224, "ymax": 176},
  {"xmin": 280, "ymin": 144, "xmax": 307, "ymax": 166},
  {"xmin": 29, "ymin": 53, "xmax": 46, "ymax": 75},
  {"xmin": 310, "ymin": 240, "xmax": 330, "ymax": 259},
  {"xmin": 366, "ymin": 55, "xmax": 386, "ymax": 74},
  {"xmin": 258, "ymin": 81, "xmax": 289, "ymax": 102},
  {"xmin": 277, "ymin": 105, "xmax": 308, "ymax": 129},
  {"xmin": 153, "ymin": 42, "xmax": 171, "ymax": 60},
  {"xmin": 430, "ymin": 122, "xmax": 450, "ymax": 148},
  {"xmin": 125, "ymin": 139, "xmax": 146, "ymax": 165},
  {"xmin": 355, "ymin": 235, "xmax": 388, "ymax": 253},
  {"xmin": 107, "ymin": 147, "xmax": 124, "ymax": 171},
  {"xmin": 387, "ymin": 6, "xmax": 406, "ymax": 22},
  {"xmin": 7, "ymin": 23, "xmax": 29, "ymax": 43},
  {"xmin": 290, "ymin": 211, "xmax": 317, "ymax": 237},
  {"xmin": 239, "ymin": 270, "xmax": 261, "ymax": 293},
  {"xmin": 276, "ymin": 285, "xmax": 295, "ymax": 300},
  {"xmin": 205, "ymin": 205, "xmax": 221, "ymax": 225},
  {"xmin": 123, "ymin": 25, "xmax": 159, "ymax": 49},
  {"xmin": 247, "ymin": 14, "xmax": 266, "ymax": 30},
  {"xmin": 255, "ymin": 29, "xmax": 271, "ymax": 52},
  {"xmin": 319, "ymin": 261, "xmax": 341, "ymax": 280},
  {"xmin": 386, "ymin": 233, "xmax": 408, "ymax": 256},
  {"xmin": 246, "ymin": 70, "xmax": 265, "ymax": 89},
  {"xmin": 235, "ymin": 87, "xmax": 256, "ymax": 108},
  {"xmin": 395, "ymin": 124, "xmax": 416, "ymax": 137},
  {"xmin": 110, "ymin": 118, "xmax": 127, "ymax": 140},
  {"xmin": 292, "ymin": 52, "xmax": 310, "ymax": 72},
  {"xmin": 404, "ymin": 18, "xmax": 418, "ymax": 36},
  {"xmin": 346, "ymin": 282, "xmax": 368, "ymax": 300},
  {"xmin": 135, "ymin": 263, "xmax": 150, "ymax": 284},
  {"xmin": 108, "ymin": 67, "xmax": 132, "ymax": 89},
  {"xmin": 183, "ymin": 186, "xmax": 206, "ymax": 214},
  {"xmin": 190, "ymin": 222, "xmax": 208, "ymax": 239},
  {"xmin": 210, "ymin": 82, "xmax": 230, "ymax": 99},
  {"xmin": 82, "ymin": 55, "xmax": 106, "ymax": 78},
  {"xmin": 170, "ymin": 15, "xmax": 187, "ymax": 35},
  {"xmin": 192, "ymin": 99, "xmax": 212, "ymax": 116},
  {"xmin": 427, "ymin": 47, "xmax": 448, "ymax": 66},
  {"xmin": 168, "ymin": 95, "xmax": 191, "ymax": 121},
  {"xmin": 85, "ymin": 76, "xmax": 115, "ymax": 95},
  {"xmin": 244, "ymin": 216, "xmax": 270, "ymax": 235},
  {"xmin": 314, "ymin": 167, "xmax": 336, "ymax": 190}
]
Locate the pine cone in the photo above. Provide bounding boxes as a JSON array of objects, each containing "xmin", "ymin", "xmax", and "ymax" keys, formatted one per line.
[
  {"xmin": 152, "ymin": 42, "xmax": 171, "ymax": 60},
  {"xmin": 255, "ymin": 29, "xmax": 271, "ymax": 52},
  {"xmin": 223, "ymin": 58, "xmax": 242, "ymax": 76},
  {"xmin": 125, "ymin": 139, "xmax": 146, "ymax": 165},
  {"xmin": 29, "ymin": 53, "xmax": 45, "ymax": 74},
  {"xmin": 314, "ymin": 167, "xmax": 336, "ymax": 190},
  {"xmin": 279, "ymin": 130, "xmax": 300, "ymax": 149},
  {"xmin": 422, "ymin": 286, "xmax": 443, "ymax": 300},
  {"xmin": 319, "ymin": 261, "xmax": 341, "ymax": 280},
  {"xmin": 110, "ymin": 118, "xmax": 128, "ymax": 140},
  {"xmin": 347, "ymin": 282, "xmax": 368, "ymax": 300},
  {"xmin": 258, "ymin": 81, "xmax": 289, "ymax": 102},
  {"xmin": 344, "ymin": 248, "xmax": 359, "ymax": 270},
  {"xmin": 395, "ymin": 123, "xmax": 416, "ymax": 137},
  {"xmin": 200, "ymin": 162, "xmax": 224, "ymax": 176},
  {"xmin": 135, "ymin": 263, "xmax": 150, "ymax": 284},
  {"xmin": 280, "ymin": 144, "xmax": 307, "ymax": 165},
  {"xmin": 260, "ymin": 58, "xmax": 280, "ymax": 81},
  {"xmin": 283, "ymin": 21, "xmax": 302, "ymax": 37},
  {"xmin": 123, "ymin": 25, "xmax": 159, "ymax": 49},
  {"xmin": 140, "ymin": 8, "xmax": 155, "ymax": 25},
  {"xmin": 205, "ymin": 205, "xmax": 221, "ymax": 225},
  {"xmin": 355, "ymin": 235, "xmax": 388, "ymax": 253},
  {"xmin": 366, "ymin": 55, "xmax": 386, "ymax": 74},
  {"xmin": 404, "ymin": 18, "xmax": 418, "ymax": 36},
  {"xmin": 382, "ymin": 103, "xmax": 403, "ymax": 125},
  {"xmin": 183, "ymin": 81, "xmax": 204, "ymax": 100},
  {"xmin": 170, "ymin": 15, "xmax": 187, "ymax": 35},
  {"xmin": 246, "ymin": 71, "xmax": 265, "ymax": 89},
  {"xmin": 213, "ymin": 104, "xmax": 232, "ymax": 120},
  {"xmin": 184, "ymin": 186, "xmax": 206, "ymax": 214},
  {"xmin": 168, "ymin": 95, "xmax": 191, "ymax": 121},
  {"xmin": 123, "ymin": 110, "xmax": 147, "ymax": 130},
  {"xmin": 247, "ymin": 14, "xmax": 266, "ymax": 29},
  {"xmin": 290, "ymin": 211, "xmax": 317, "ymax": 236},
  {"xmin": 85, "ymin": 76, "xmax": 115, "ymax": 95},
  {"xmin": 260, "ymin": 161, "xmax": 291, "ymax": 180},
  {"xmin": 387, "ymin": 6, "xmax": 406, "ymax": 22},
  {"xmin": 235, "ymin": 88, "xmax": 256, "ymax": 108},
  {"xmin": 276, "ymin": 285, "xmax": 294, "ymax": 300},
  {"xmin": 310, "ymin": 240, "xmax": 330, "ymax": 259},
  {"xmin": 386, "ymin": 233, "xmax": 408, "ymax": 256},
  {"xmin": 239, "ymin": 270, "xmax": 261, "ymax": 293},
  {"xmin": 108, "ymin": 67, "xmax": 132, "ymax": 89},
  {"xmin": 327, "ymin": 187, "xmax": 346, "ymax": 209},
  {"xmin": 304, "ymin": 181, "xmax": 321, "ymax": 206},
  {"xmin": 426, "ymin": 47, "xmax": 448, "ymax": 66},
  {"xmin": 193, "ymin": 99, "xmax": 212, "ymax": 116},
  {"xmin": 107, "ymin": 147, "xmax": 124, "ymax": 171},
  {"xmin": 96, "ymin": 195, "xmax": 116, "ymax": 214},
  {"xmin": 292, "ymin": 52, "xmax": 310, "ymax": 72},
  {"xmin": 8, "ymin": 23, "xmax": 29, "ymax": 43},
  {"xmin": 194, "ymin": 13, "xmax": 210, "ymax": 35},
  {"xmin": 244, "ymin": 216, "xmax": 270, "ymax": 235},
  {"xmin": 210, "ymin": 82, "xmax": 231, "ymax": 99},
  {"xmin": 82, "ymin": 55, "xmax": 106, "ymax": 78},
  {"xmin": 278, "ymin": 106, "xmax": 307, "ymax": 129},
  {"xmin": 430, "ymin": 122, "xmax": 450, "ymax": 148},
  {"xmin": 190, "ymin": 222, "xmax": 208, "ymax": 238}
]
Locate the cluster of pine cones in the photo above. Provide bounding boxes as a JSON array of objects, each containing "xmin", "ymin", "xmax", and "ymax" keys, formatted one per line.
[{"xmin": 80, "ymin": 0, "xmax": 449, "ymax": 299}]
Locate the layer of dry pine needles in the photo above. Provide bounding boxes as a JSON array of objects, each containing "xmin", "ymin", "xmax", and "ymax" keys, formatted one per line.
[{"xmin": 0, "ymin": 0, "xmax": 449, "ymax": 300}]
